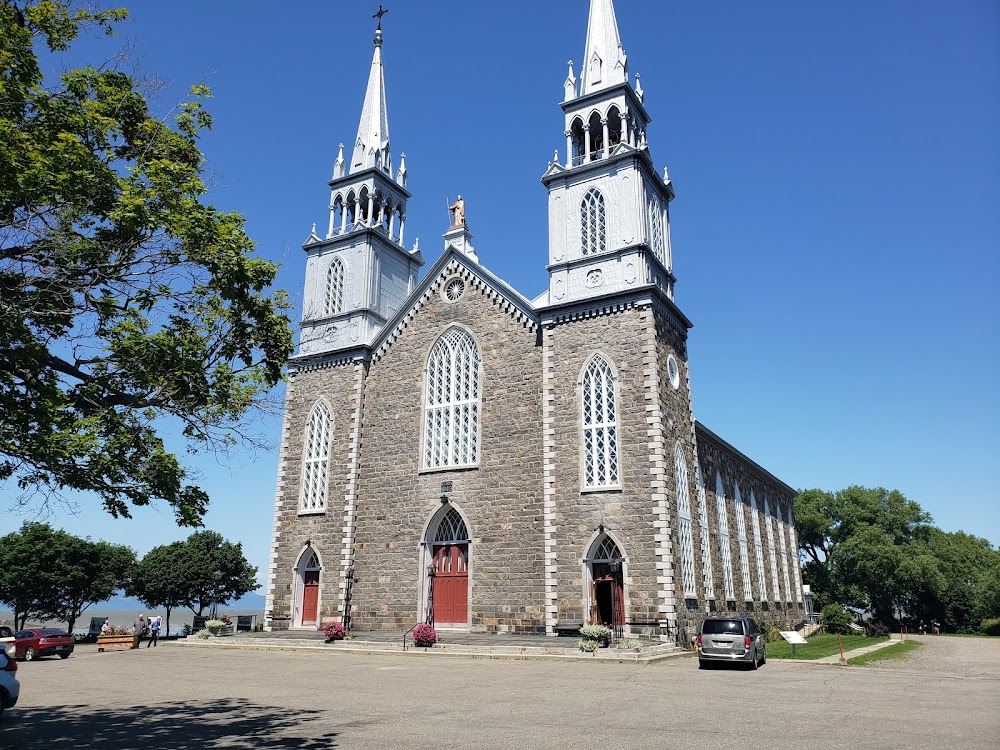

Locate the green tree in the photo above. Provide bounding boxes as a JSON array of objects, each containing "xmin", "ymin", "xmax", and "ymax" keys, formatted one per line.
[
  {"xmin": 43, "ymin": 534, "xmax": 135, "ymax": 633},
  {"xmin": 0, "ymin": 522, "xmax": 133, "ymax": 631},
  {"xmin": 0, "ymin": 2, "xmax": 293, "ymax": 527},
  {"xmin": 130, "ymin": 541, "xmax": 190, "ymax": 638},
  {"xmin": 0, "ymin": 522, "xmax": 62, "ymax": 628},
  {"xmin": 181, "ymin": 530, "xmax": 259, "ymax": 616}
]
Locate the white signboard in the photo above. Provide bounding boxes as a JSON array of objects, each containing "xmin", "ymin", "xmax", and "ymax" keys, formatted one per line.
[{"xmin": 779, "ymin": 631, "xmax": 808, "ymax": 645}]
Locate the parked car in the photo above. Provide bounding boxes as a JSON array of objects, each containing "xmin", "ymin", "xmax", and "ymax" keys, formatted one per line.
[
  {"xmin": 12, "ymin": 628, "xmax": 75, "ymax": 661},
  {"xmin": 0, "ymin": 649, "xmax": 19, "ymax": 719},
  {"xmin": 697, "ymin": 616, "xmax": 765, "ymax": 669},
  {"xmin": 0, "ymin": 627, "xmax": 14, "ymax": 655}
]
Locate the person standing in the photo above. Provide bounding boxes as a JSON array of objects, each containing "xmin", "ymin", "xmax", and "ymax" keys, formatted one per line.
[
  {"xmin": 133, "ymin": 613, "xmax": 146, "ymax": 644},
  {"xmin": 146, "ymin": 616, "xmax": 160, "ymax": 648}
]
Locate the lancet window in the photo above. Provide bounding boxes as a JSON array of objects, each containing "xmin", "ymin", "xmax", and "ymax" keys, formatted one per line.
[
  {"xmin": 434, "ymin": 508, "xmax": 469, "ymax": 543},
  {"xmin": 787, "ymin": 503, "xmax": 803, "ymax": 602},
  {"xmin": 300, "ymin": 401, "xmax": 332, "ymax": 513},
  {"xmin": 424, "ymin": 328, "xmax": 480, "ymax": 468},
  {"xmin": 716, "ymin": 472, "xmax": 736, "ymax": 602},
  {"xmin": 734, "ymin": 483, "xmax": 753, "ymax": 601},
  {"xmin": 581, "ymin": 188, "xmax": 607, "ymax": 256},
  {"xmin": 674, "ymin": 444, "xmax": 697, "ymax": 598},
  {"xmin": 763, "ymin": 495, "xmax": 782, "ymax": 602},
  {"xmin": 696, "ymin": 466, "xmax": 715, "ymax": 599},
  {"xmin": 325, "ymin": 257, "xmax": 345, "ymax": 316},
  {"xmin": 749, "ymin": 490, "xmax": 768, "ymax": 601},
  {"xmin": 582, "ymin": 354, "xmax": 619, "ymax": 488}
]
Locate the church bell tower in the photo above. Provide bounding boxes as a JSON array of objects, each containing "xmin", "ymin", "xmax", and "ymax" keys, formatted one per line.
[
  {"xmin": 297, "ymin": 21, "xmax": 423, "ymax": 357},
  {"xmin": 541, "ymin": 0, "xmax": 675, "ymax": 307}
]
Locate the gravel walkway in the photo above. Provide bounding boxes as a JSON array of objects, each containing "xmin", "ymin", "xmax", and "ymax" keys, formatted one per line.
[{"xmin": 861, "ymin": 634, "xmax": 1000, "ymax": 679}]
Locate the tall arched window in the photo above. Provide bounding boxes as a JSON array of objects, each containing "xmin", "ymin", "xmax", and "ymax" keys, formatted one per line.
[
  {"xmin": 674, "ymin": 443, "xmax": 696, "ymax": 598},
  {"xmin": 696, "ymin": 466, "xmax": 715, "ymax": 599},
  {"xmin": 424, "ymin": 327, "xmax": 480, "ymax": 468},
  {"xmin": 749, "ymin": 490, "xmax": 768, "ymax": 601},
  {"xmin": 325, "ymin": 257, "xmax": 345, "ymax": 316},
  {"xmin": 650, "ymin": 201, "xmax": 665, "ymax": 264},
  {"xmin": 777, "ymin": 501, "xmax": 792, "ymax": 602},
  {"xmin": 786, "ymin": 503, "xmax": 803, "ymax": 602},
  {"xmin": 582, "ymin": 354, "xmax": 619, "ymax": 487},
  {"xmin": 581, "ymin": 188, "xmax": 607, "ymax": 256},
  {"xmin": 715, "ymin": 472, "xmax": 736, "ymax": 602},
  {"xmin": 763, "ymin": 495, "xmax": 782, "ymax": 602},
  {"xmin": 300, "ymin": 401, "xmax": 332, "ymax": 513},
  {"xmin": 734, "ymin": 483, "xmax": 753, "ymax": 601}
]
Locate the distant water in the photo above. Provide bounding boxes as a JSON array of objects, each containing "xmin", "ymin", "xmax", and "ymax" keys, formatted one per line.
[{"xmin": 0, "ymin": 608, "xmax": 265, "ymax": 637}]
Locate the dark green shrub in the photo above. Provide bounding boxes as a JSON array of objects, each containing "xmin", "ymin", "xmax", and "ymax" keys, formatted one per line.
[
  {"xmin": 821, "ymin": 604, "xmax": 854, "ymax": 634},
  {"xmin": 980, "ymin": 618, "xmax": 1000, "ymax": 636}
]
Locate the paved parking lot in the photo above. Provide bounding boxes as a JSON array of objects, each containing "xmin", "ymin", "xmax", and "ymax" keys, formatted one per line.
[{"xmin": 2, "ymin": 635, "xmax": 998, "ymax": 749}]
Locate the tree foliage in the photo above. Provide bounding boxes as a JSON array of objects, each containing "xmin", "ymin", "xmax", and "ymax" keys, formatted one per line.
[
  {"xmin": 0, "ymin": 2, "xmax": 294, "ymax": 526},
  {"xmin": 0, "ymin": 522, "xmax": 134, "ymax": 630},
  {"xmin": 131, "ymin": 530, "xmax": 258, "ymax": 620},
  {"xmin": 795, "ymin": 486, "xmax": 1000, "ymax": 630}
]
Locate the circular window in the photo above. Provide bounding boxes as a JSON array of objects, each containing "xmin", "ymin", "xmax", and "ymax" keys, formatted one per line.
[
  {"xmin": 666, "ymin": 354, "xmax": 681, "ymax": 390},
  {"xmin": 443, "ymin": 277, "xmax": 465, "ymax": 303}
]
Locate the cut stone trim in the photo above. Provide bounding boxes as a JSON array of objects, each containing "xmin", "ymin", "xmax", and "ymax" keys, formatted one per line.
[
  {"xmin": 642, "ymin": 307, "xmax": 676, "ymax": 637},
  {"xmin": 373, "ymin": 259, "xmax": 537, "ymax": 364},
  {"xmin": 542, "ymin": 329, "xmax": 558, "ymax": 635},
  {"xmin": 338, "ymin": 361, "xmax": 368, "ymax": 618},
  {"xmin": 264, "ymin": 397, "xmax": 295, "ymax": 631},
  {"xmin": 290, "ymin": 353, "xmax": 365, "ymax": 375}
]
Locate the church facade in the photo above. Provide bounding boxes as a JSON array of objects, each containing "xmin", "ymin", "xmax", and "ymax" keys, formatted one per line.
[{"xmin": 264, "ymin": 0, "xmax": 804, "ymax": 646}]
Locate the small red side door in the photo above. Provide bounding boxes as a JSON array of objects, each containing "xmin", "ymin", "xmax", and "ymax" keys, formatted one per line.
[{"xmin": 302, "ymin": 570, "xmax": 320, "ymax": 626}]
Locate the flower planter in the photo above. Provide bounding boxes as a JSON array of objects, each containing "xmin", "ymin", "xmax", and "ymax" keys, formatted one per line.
[
  {"xmin": 207, "ymin": 624, "xmax": 236, "ymax": 637},
  {"xmin": 97, "ymin": 634, "xmax": 139, "ymax": 652}
]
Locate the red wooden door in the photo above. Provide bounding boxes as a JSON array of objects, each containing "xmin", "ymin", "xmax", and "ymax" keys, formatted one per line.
[
  {"xmin": 432, "ymin": 543, "xmax": 468, "ymax": 624},
  {"xmin": 302, "ymin": 570, "xmax": 320, "ymax": 626}
]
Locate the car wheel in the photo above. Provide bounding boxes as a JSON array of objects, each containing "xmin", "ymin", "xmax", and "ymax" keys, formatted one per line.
[
  {"xmin": 59, "ymin": 652, "xmax": 70, "ymax": 659},
  {"xmin": 750, "ymin": 649, "xmax": 759, "ymax": 670},
  {"xmin": 698, "ymin": 659, "xmax": 708, "ymax": 669},
  {"xmin": 24, "ymin": 647, "xmax": 36, "ymax": 661},
  {"xmin": 761, "ymin": 650, "xmax": 766, "ymax": 665}
]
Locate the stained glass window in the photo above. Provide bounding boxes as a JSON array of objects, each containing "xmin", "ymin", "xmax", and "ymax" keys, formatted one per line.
[
  {"xmin": 300, "ymin": 401, "xmax": 332, "ymax": 513},
  {"xmin": 582, "ymin": 355, "xmax": 619, "ymax": 487},
  {"xmin": 581, "ymin": 188, "xmax": 607, "ymax": 256},
  {"xmin": 734, "ymin": 483, "xmax": 753, "ymax": 601},
  {"xmin": 749, "ymin": 490, "xmax": 768, "ymax": 601},
  {"xmin": 424, "ymin": 328, "xmax": 480, "ymax": 468},
  {"xmin": 674, "ymin": 444, "xmax": 696, "ymax": 598},
  {"xmin": 696, "ymin": 466, "xmax": 715, "ymax": 599},
  {"xmin": 715, "ymin": 472, "xmax": 736, "ymax": 601}
]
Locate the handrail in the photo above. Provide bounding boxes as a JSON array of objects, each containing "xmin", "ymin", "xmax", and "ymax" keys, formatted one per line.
[{"xmin": 402, "ymin": 622, "xmax": 420, "ymax": 651}]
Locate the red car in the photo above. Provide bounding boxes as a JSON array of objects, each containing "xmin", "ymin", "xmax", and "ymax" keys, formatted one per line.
[{"xmin": 11, "ymin": 629, "xmax": 74, "ymax": 661}]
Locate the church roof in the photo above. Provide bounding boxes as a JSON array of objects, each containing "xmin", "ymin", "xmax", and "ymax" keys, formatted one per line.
[{"xmin": 351, "ymin": 28, "xmax": 390, "ymax": 172}]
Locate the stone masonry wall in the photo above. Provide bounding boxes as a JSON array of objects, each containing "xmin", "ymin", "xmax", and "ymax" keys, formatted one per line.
[
  {"xmin": 350, "ymin": 271, "xmax": 546, "ymax": 632},
  {"xmin": 267, "ymin": 359, "xmax": 363, "ymax": 630}
]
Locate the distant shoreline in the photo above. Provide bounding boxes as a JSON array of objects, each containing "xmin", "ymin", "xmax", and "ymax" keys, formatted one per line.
[{"xmin": 0, "ymin": 608, "xmax": 265, "ymax": 636}]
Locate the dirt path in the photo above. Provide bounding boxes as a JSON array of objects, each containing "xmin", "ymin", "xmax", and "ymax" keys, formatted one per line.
[{"xmin": 863, "ymin": 634, "xmax": 1000, "ymax": 679}]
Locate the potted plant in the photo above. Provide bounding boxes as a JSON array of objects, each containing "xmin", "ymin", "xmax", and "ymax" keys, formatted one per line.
[
  {"xmin": 412, "ymin": 623, "xmax": 437, "ymax": 648},
  {"xmin": 323, "ymin": 621, "xmax": 346, "ymax": 642},
  {"xmin": 580, "ymin": 624, "xmax": 612, "ymax": 648},
  {"xmin": 205, "ymin": 617, "xmax": 233, "ymax": 636}
]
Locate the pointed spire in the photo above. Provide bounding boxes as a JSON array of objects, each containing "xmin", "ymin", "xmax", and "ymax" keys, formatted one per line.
[
  {"xmin": 396, "ymin": 152, "xmax": 407, "ymax": 187},
  {"xmin": 333, "ymin": 143, "xmax": 345, "ymax": 179},
  {"xmin": 351, "ymin": 26, "xmax": 391, "ymax": 173},
  {"xmin": 579, "ymin": 0, "xmax": 628, "ymax": 96},
  {"xmin": 564, "ymin": 60, "xmax": 577, "ymax": 102}
]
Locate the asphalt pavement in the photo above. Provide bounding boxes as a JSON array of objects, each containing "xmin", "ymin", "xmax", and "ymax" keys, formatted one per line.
[{"xmin": 2, "ymin": 634, "xmax": 997, "ymax": 749}]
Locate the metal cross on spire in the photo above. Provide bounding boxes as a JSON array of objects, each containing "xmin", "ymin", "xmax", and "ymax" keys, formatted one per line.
[{"xmin": 373, "ymin": 4, "xmax": 389, "ymax": 30}]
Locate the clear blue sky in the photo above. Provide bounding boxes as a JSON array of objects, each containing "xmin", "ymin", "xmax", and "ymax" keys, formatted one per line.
[{"xmin": 2, "ymin": 0, "xmax": 998, "ymax": 586}]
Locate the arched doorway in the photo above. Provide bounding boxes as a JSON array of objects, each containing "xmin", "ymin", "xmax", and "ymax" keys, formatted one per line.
[
  {"xmin": 587, "ymin": 535, "xmax": 626, "ymax": 638},
  {"xmin": 294, "ymin": 549, "xmax": 321, "ymax": 628},
  {"xmin": 426, "ymin": 507, "xmax": 470, "ymax": 627}
]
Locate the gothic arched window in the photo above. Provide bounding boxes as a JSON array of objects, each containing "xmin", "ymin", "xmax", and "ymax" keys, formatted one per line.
[
  {"xmin": 674, "ymin": 443, "xmax": 697, "ymax": 598},
  {"xmin": 434, "ymin": 508, "xmax": 469, "ymax": 543},
  {"xmin": 582, "ymin": 354, "xmax": 619, "ymax": 487},
  {"xmin": 749, "ymin": 490, "xmax": 768, "ymax": 601},
  {"xmin": 734, "ymin": 483, "xmax": 753, "ymax": 601},
  {"xmin": 716, "ymin": 472, "xmax": 736, "ymax": 601},
  {"xmin": 424, "ymin": 327, "xmax": 480, "ymax": 468},
  {"xmin": 581, "ymin": 188, "xmax": 607, "ymax": 256},
  {"xmin": 650, "ymin": 201, "xmax": 665, "ymax": 264},
  {"xmin": 592, "ymin": 535, "xmax": 621, "ymax": 561},
  {"xmin": 763, "ymin": 495, "xmax": 782, "ymax": 602},
  {"xmin": 696, "ymin": 466, "xmax": 715, "ymax": 599},
  {"xmin": 325, "ymin": 257, "xmax": 345, "ymax": 316},
  {"xmin": 300, "ymin": 401, "xmax": 332, "ymax": 513}
]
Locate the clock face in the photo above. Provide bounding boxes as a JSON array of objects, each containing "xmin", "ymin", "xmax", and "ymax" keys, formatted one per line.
[{"xmin": 667, "ymin": 354, "xmax": 680, "ymax": 389}]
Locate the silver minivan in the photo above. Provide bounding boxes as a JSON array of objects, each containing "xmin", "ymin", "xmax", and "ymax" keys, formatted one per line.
[{"xmin": 697, "ymin": 616, "xmax": 766, "ymax": 669}]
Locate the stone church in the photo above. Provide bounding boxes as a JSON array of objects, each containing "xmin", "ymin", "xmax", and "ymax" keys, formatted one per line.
[{"xmin": 265, "ymin": 0, "xmax": 804, "ymax": 645}]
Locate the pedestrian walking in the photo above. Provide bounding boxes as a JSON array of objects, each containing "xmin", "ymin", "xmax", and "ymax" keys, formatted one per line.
[
  {"xmin": 147, "ymin": 616, "xmax": 160, "ymax": 647},
  {"xmin": 133, "ymin": 613, "xmax": 146, "ymax": 642}
]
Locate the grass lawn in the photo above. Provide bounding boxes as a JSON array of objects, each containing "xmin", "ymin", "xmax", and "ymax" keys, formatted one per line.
[
  {"xmin": 847, "ymin": 639, "xmax": 923, "ymax": 666},
  {"xmin": 765, "ymin": 633, "xmax": 890, "ymax": 660}
]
